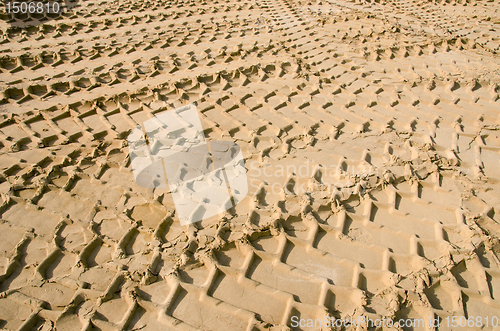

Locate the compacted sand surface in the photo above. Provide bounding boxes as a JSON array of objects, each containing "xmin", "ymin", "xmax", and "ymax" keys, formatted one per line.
[{"xmin": 1, "ymin": 0, "xmax": 500, "ymax": 330}]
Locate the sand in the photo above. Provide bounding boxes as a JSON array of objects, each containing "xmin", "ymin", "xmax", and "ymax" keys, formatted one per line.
[{"xmin": 1, "ymin": 0, "xmax": 500, "ymax": 329}]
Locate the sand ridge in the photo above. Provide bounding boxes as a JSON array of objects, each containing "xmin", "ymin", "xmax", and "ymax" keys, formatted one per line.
[{"xmin": 0, "ymin": 0, "xmax": 500, "ymax": 329}]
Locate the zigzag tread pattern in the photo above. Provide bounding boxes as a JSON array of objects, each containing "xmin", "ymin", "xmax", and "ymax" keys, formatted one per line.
[{"xmin": 0, "ymin": 0, "xmax": 500, "ymax": 330}]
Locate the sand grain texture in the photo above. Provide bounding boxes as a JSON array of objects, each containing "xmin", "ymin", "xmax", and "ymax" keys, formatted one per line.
[{"xmin": 1, "ymin": 0, "xmax": 500, "ymax": 330}]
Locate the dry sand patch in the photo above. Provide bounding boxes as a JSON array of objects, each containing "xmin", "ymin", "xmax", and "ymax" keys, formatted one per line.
[{"xmin": 0, "ymin": 0, "xmax": 500, "ymax": 329}]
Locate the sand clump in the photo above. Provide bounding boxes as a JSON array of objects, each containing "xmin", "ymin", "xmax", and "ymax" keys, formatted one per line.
[{"xmin": 0, "ymin": 0, "xmax": 500, "ymax": 330}]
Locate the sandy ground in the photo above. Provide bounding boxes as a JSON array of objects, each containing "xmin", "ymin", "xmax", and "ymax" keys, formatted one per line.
[{"xmin": 1, "ymin": 0, "xmax": 500, "ymax": 330}]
